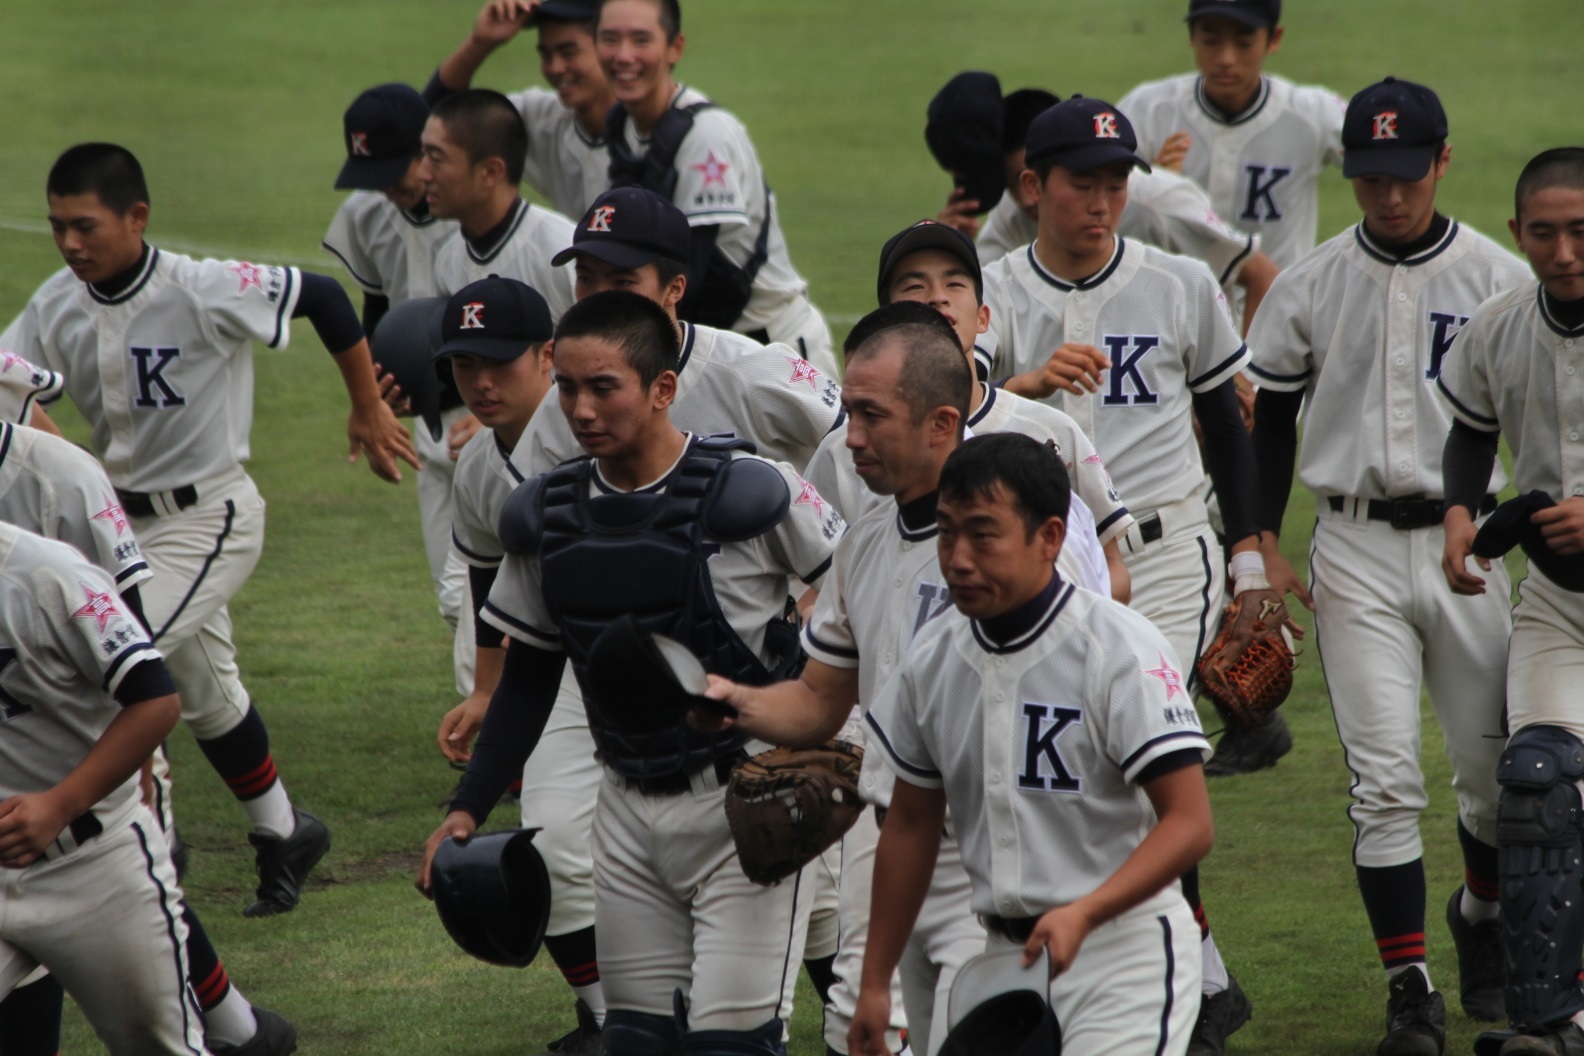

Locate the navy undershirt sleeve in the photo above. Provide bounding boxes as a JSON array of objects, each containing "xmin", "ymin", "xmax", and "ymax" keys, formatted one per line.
[
  {"xmin": 362, "ymin": 293, "xmax": 391, "ymax": 337},
  {"xmin": 114, "ymin": 656, "xmax": 178, "ymax": 707},
  {"xmin": 448, "ymin": 642, "xmax": 566, "ymax": 823},
  {"xmin": 1252, "ymin": 388, "xmax": 1305, "ymax": 535},
  {"xmin": 292, "ymin": 272, "xmax": 366, "ymax": 354},
  {"xmin": 1192, "ymin": 379, "xmax": 1260, "ymax": 544},
  {"xmin": 678, "ymin": 224, "xmax": 722, "ymax": 323},
  {"xmin": 422, "ymin": 69, "xmax": 458, "ymax": 108},
  {"xmin": 120, "ymin": 583, "xmax": 148, "ymax": 636},
  {"xmin": 1442, "ymin": 420, "xmax": 1500, "ymax": 515},
  {"xmin": 1135, "ymin": 747, "xmax": 1205, "ymax": 786},
  {"xmin": 469, "ymin": 565, "xmax": 507, "ymax": 649}
]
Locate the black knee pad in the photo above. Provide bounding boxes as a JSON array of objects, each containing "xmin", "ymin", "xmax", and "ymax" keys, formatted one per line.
[
  {"xmin": 1496, "ymin": 725, "xmax": 1584, "ymax": 1029},
  {"xmin": 682, "ymin": 1017, "xmax": 785, "ymax": 1056},
  {"xmin": 603, "ymin": 1010, "xmax": 683, "ymax": 1056}
]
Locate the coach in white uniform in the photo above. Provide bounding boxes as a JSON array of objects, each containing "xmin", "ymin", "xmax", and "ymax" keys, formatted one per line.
[
  {"xmin": 1249, "ymin": 78, "xmax": 1527, "ymax": 1055},
  {"xmin": 849, "ymin": 433, "xmax": 1212, "ymax": 1056},
  {"xmin": 1438, "ymin": 147, "xmax": 1584, "ymax": 1056}
]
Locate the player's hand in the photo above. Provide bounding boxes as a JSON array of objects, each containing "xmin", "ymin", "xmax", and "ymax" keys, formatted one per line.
[
  {"xmin": 471, "ymin": 0, "xmax": 535, "ymax": 48},
  {"xmin": 417, "ymin": 810, "xmax": 478, "ymax": 897},
  {"xmin": 1532, "ymin": 497, "xmax": 1584, "ymax": 556},
  {"xmin": 372, "ymin": 363, "xmax": 413, "ymax": 416},
  {"xmin": 1024, "ymin": 902, "xmax": 1094, "ymax": 978},
  {"xmin": 846, "ymin": 986, "xmax": 895, "ymax": 1056},
  {"xmin": 1155, "ymin": 131, "xmax": 1192, "ymax": 172},
  {"xmin": 1441, "ymin": 506, "xmax": 1489, "ymax": 596},
  {"xmin": 438, "ymin": 692, "xmax": 490, "ymax": 764},
  {"xmin": 448, "ymin": 413, "xmax": 482, "ymax": 462},
  {"xmin": 0, "ymin": 792, "xmax": 72, "ymax": 869},
  {"xmin": 348, "ymin": 400, "xmax": 421, "ymax": 484},
  {"xmin": 691, "ymin": 674, "xmax": 744, "ymax": 734},
  {"xmin": 1234, "ymin": 372, "xmax": 1257, "ymax": 433},
  {"xmin": 936, "ymin": 187, "xmax": 982, "ymax": 239},
  {"xmin": 1259, "ymin": 536, "xmax": 1314, "ymax": 613},
  {"xmin": 1006, "ymin": 344, "xmax": 1111, "ymax": 399}
]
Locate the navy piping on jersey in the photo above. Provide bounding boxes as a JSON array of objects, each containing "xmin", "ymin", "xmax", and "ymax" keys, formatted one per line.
[
  {"xmin": 676, "ymin": 322, "xmax": 697, "ymax": 376},
  {"xmin": 1246, "ymin": 361, "xmax": 1311, "ymax": 386},
  {"xmin": 1026, "ymin": 238, "xmax": 1126, "ymax": 293},
  {"xmin": 1186, "ymin": 536, "xmax": 1214, "ymax": 689},
  {"xmin": 0, "ymin": 422, "xmax": 13, "ymax": 470},
  {"xmin": 864, "ymin": 711, "xmax": 943, "ymax": 780},
  {"xmin": 1154, "ymin": 915, "xmax": 1177, "ymax": 1056},
  {"xmin": 966, "ymin": 383, "xmax": 997, "ymax": 429},
  {"xmin": 268, "ymin": 267, "xmax": 295, "ymax": 350},
  {"xmin": 1434, "ymin": 376, "xmax": 1499, "ymax": 429},
  {"xmin": 452, "ymin": 529, "xmax": 502, "ymax": 565},
  {"xmin": 1095, "ymin": 505, "xmax": 1130, "ymax": 536},
  {"xmin": 102, "ymin": 640, "xmax": 158, "ymax": 693},
  {"xmin": 494, "ymin": 432, "xmax": 525, "ymax": 483},
  {"xmin": 1186, "ymin": 344, "xmax": 1249, "ymax": 389},
  {"xmin": 318, "ymin": 241, "xmax": 382, "ymax": 294},
  {"xmin": 1354, "ymin": 220, "xmax": 1460, "ymax": 268},
  {"xmin": 400, "ymin": 205, "xmax": 439, "ymax": 228},
  {"xmin": 1539, "ymin": 285, "xmax": 1584, "ymax": 338},
  {"xmin": 115, "ymin": 561, "xmax": 152, "ymax": 585},
  {"xmin": 970, "ymin": 580, "xmax": 1074, "ymax": 655},
  {"xmin": 465, "ymin": 198, "xmax": 527, "ymax": 266},
  {"xmin": 133, "ymin": 820, "xmax": 204, "ymax": 1056},
  {"xmin": 87, "ymin": 247, "xmax": 160, "ymax": 306},
  {"xmin": 1120, "ymin": 730, "xmax": 1213, "ymax": 777},
  {"xmin": 895, "ymin": 515, "xmax": 939, "ymax": 544},
  {"xmin": 800, "ymin": 554, "xmax": 834, "ymax": 586},
  {"xmin": 153, "ymin": 500, "xmax": 236, "ymax": 643},
  {"xmin": 804, "ymin": 625, "xmax": 859, "ymax": 660},
  {"xmin": 774, "ymin": 869, "xmax": 803, "ymax": 1020},
  {"xmin": 1218, "ymin": 235, "xmax": 1256, "ymax": 287},
  {"xmin": 1195, "ymin": 75, "xmax": 1270, "ymax": 126},
  {"xmin": 482, "ymin": 598, "xmax": 560, "ymax": 647}
]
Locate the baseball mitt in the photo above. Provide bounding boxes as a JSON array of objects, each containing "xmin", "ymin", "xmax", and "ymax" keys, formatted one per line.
[
  {"xmin": 1196, "ymin": 589, "xmax": 1296, "ymax": 731},
  {"xmin": 724, "ymin": 740, "xmax": 865, "ymax": 886}
]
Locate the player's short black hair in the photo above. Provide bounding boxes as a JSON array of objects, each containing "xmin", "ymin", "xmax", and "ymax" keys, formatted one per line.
[
  {"xmin": 939, "ymin": 433, "xmax": 1071, "ymax": 537},
  {"xmin": 47, "ymin": 143, "xmax": 150, "ymax": 215},
  {"xmin": 431, "ymin": 90, "xmax": 529, "ymax": 185},
  {"xmin": 653, "ymin": 256, "xmax": 687, "ymax": 289},
  {"xmin": 553, "ymin": 288, "xmax": 679, "ymax": 388},
  {"xmin": 1515, "ymin": 147, "xmax": 1584, "ymax": 221},
  {"xmin": 1002, "ymin": 89, "xmax": 1060, "ymax": 155},
  {"xmin": 842, "ymin": 300, "xmax": 960, "ymax": 356},
  {"xmin": 599, "ymin": 0, "xmax": 681, "ymax": 40},
  {"xmin": 845, "ymin": 310, "xmax": 972, "ymax": 432}
]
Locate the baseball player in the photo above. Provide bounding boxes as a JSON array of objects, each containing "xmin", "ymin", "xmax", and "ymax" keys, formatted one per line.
[
  {"xmin": 425, "ymin": 0, "xmax": 612, "ymax": 220},
  {"xmin": 0, "ymin": 142, "xmax": 419, "ymax": 915},
  {"xmin": 701, "ymin": 311, "xmax": 984, "ymax": 1056},
  {"xmin": 802, "ymin": 220, "xmax": 1133, "ymax": 599},
  {"xmin": 422, "ymin": 89, "xmax": 578, "ymax": 318},
  {"xmin": 1437, "ymin": 146, "xmax": 1584, "ymax": 1056},
  {"xmin": 977, "ymin": 96, "xmax": 1278, "ymax": 1054},
  {"xmin": 1118, "ymin": 0, "xmax": 1346, "ymax": 272},
  {"xmin": 1249, "ymin": 78, "xmax": 1528, "ymax": 1055},
  {"xmin": 419, "ymin": 289, "xmax": 841, "ymax": 1056},
  {"xmin": 593, "ymin": 0, "xmax": 838, "ymax": 375},
  {"xmin": 850, "ymin": 433, "xmax": 1213, "ymax": 1056}
]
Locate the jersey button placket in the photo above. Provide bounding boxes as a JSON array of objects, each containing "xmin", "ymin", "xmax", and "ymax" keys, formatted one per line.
[
  {"xmin": 1562, "ymin": 344, "xmax": 1584, "ymax": 494},
  {"xmin": 1383, "ymin": 271, "xmax": 1417, "ymax": 494},
  {"xmin": 984, "ymin": 665, "xmax": 1018, "ymax": 904}
]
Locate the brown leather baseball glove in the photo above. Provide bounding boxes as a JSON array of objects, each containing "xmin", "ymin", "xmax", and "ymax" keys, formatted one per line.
[
  {"xmin": 724, "ymin": 740, "xmax": 865, "ymax": 886},
  {"xmin": 1197, "ymin": 589, "xmax": 1296, "ymax": 731}
]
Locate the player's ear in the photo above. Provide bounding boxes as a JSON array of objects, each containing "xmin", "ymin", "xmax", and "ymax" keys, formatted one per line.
[
  {"xmin": 1019, "ymin": 168, "xmax": 1042, "ymax": 205},
  {"xmin": 1266, "ymin": 25, "xmax": 1284, "ymax": 52},
  {"xmin": 667, "ymin": 31, "xmax": 684, "ymax": 67},
  {"xmin": 976, "ymin": 301, "xmax": 991, "ymax": 337},
  {"xmin": 651, "ymin": 369, "xmax": 678, "ymax": 411},
  {"xmin": 663, "ymin": 273, "xmax": 687, "ymax": 312},
  {"xmin": 126, "ymin": 201, "xmax": 150, "ymax": 233},
  {"xmin": 1037, "ymin": 515, "xmax": 1066, "ymax": 561},
  {"xmin": 1434, "ymin": 144, "xmax": 1452, "ymax": 181},
  {"xmin": 478, "ymin": 154, "xmax": 509, "ymax": 188},
  {"xmin": 1508, "ymin": 215, "xmax": 1523, "ymax": 247},
  {"xmin": 928, "ymin": 406, "xmax": 960, "ymax": 447},
  {"xmin": 534, "ymin": 340, "xmax": 554, "ymax": 374}
]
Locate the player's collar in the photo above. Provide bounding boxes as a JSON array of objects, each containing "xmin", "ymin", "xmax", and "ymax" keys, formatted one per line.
[
  {"xmin": 894, "ymin": 490, "xmax": 939, "ymax": 542},
  {"xmin": 1354, "ymin": 214, "xmax": 1457, "ymax": 267},
  {"xmin": 592, "ymin": 432, "xmax": 694, "ymax": 494},
  {"xmin": 464, "ymin": 198, "xmax": 527, "ymax": 264},
  {"xmin": 967, "ymin": 382, "xmax": 996, "ymax": 429},
  {"xmin": 399, "ymin": 201, "xmax": 438, "ymax": 227},
  {"xmin": 1026, "ymin": 237, "xmax": 1126, "ymax": 293},
  {"xmin": 86, "ymin": 244, "xmax": 158, "ymax": 306},
  {"xmin": 971, "ymin": 573, "xmax": 1073, "ymax": 654},
  {"xmin": 1194, "ymin": 75, "xmax": 1270, "ymax": 126},
  {"xmin": 675, "ymin": 322, "xmax": 696, "ymax": 377},
  {"xmin": 494, "ymin": 432, "xmax": 526, "ymax": 483},
  {"xmin": 1539, "ymin": 287, "xmax": 1584, "ymax": 338}
]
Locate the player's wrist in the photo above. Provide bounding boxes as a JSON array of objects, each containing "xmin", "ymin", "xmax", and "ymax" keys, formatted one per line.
[{"xmin": 1228, "ymin": 550, "xmax": 1269, "ymax": 595}]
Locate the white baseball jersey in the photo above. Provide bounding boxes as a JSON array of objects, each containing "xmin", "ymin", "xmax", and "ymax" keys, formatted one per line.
[
  {"xmin": 483, "ymin": 439, "xmax": 842, "ymax": 662},
  {"xmin": 978, "ymin": 167, "xmax": 1259, "ymax": 291},
  {"xmin": 511, "ymin": 87, "xmax": 611, "ymax": 220},
  {"xmin": 0, "ymin": 249, "xmax": 301, "ymax": 492},
  {"xmin": 981, "ymin": 237, "xmax": 1249, "ymax": 515},
  {"xmin": 1249, "ymin": 221, "xmax": 1529, "ymax": 500},
  {"xmin": 0, "ymin": 349, "xmax": 63, "ymax": 425},
  {"xmin": 321, "ymin": 191, "xmax": 455, "ymax": 303},
  {"xmin": 432, "ymin": 198, "xmax": 578, "ymax": 319},
  {"xmin": 1119, "ymin": 74, "xmax": 1346, "ymax": 268},
  {"xmin": 866, "ymin": 581, "xmax": 1209, "ymax": 918},
  {"xmin": 512, "ymin": 322, "xmax": 840, "ymax": 475},
  {"xmin": 0, "ymin": 423, "xmax": 150, "ymax": 592},
  {"xmin": 451, "ymin": 427, "xmax": 525, "ymax": 570}
]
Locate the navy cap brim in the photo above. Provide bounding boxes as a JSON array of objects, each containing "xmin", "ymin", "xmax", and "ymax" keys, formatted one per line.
[
  {"xmin": 551, "ymin": 240, "xmax": 669, "ymax": 271},
  {"xmin": 1342, "ymin": 146, "xmax": 1436, "ymax": 181},
  {"xmin": 1185, "ymin": 8, "xmax": 1275, "ymax": 28},
  {"xmin": 527, "ymin": 0, "xmax": 598, "ymax": 23},
  {"xmin": 335, "ymin": 154, "xmax": 414, "ymax": 191},
  {"xmin": 434, "ymin": 335, "xmax": 537, "ymax": 363},
  {"xmin": 1030, "ymin": 143, "xmax": 1152, "ymax": 175}
]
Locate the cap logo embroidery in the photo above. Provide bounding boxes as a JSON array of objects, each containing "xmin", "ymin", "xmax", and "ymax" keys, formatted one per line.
[
  {"xmin": 588, "ymin": 205, "xmax": 615, "ymax": 233},
  {"xmin": 350, "ymin": 132, "xmax": 371, "ymax": 157},
  {"xmin": 1093, "ymin": 113, "xmax": 1120, "ymax": 139},
  {"xmin": 460, "ymin": 302, "xmax": 486, "ymax": 330},
  {"xmin": 1372, "ymin": 112, "xmax": 1399, "ymax": 141}
]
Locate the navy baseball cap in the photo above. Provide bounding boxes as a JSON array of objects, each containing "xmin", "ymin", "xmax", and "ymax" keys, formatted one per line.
[
  {"xmin": 552, "ymin": 187, "xmax": 692, "ymax": 270},
  {"xmin": 335, "ymin": 84, "xmax": 429, "ymax": 191},
  {"xmin": 1185, "ymin": 0, "xmax": 1281, "ymax": 29},
  {"xmin": 1342, "ymin": 77, "xmax": 1449, "ymax": 181},
  {"xmin": 1024, "ymin": 96, "xmax": 1151, "ymax": 174},
  {"xmin": 434, "ymin": 276, "xmax": 554, "ymax": 362},
  {"xmin": 876, "ymin": 220, "xmax": 984, "ymax": 306},
  {"xmin": 527, "ymin": 0, "xmax": 599, "ymax": 22},
  {"xmin": 925, "ymin": 72, "xmax": 1006, "ymax": 216}
]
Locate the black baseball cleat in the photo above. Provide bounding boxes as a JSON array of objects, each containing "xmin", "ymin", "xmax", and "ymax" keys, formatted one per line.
[
  {"xmin": 534, "ymin": 999, "xmax": 602, "ymax": 1055},
  {"xmin": 1446, "ymin": 887, "xmax": 1506, "ymax": 1021},
  {"xmin": 244, "ymin": 809, "xmax": 330, "ymax": 918},
  {"xmin": 1188, "ymin": 975, "xmax": 1253, "ymax": 1056},
  {"xmin": 1378, "ymin": 968, "xmax": 1446, "ymax": 1056},
  {"xmin": 1494, "ymin": 1024, "xmax": 1584, "ymax": 1055},
  {"xmin": 1203, "ymin": 711, "xmax": 1293, "ymax": 777},
  {"xmin": 212, "ymin": 1006, "xmax": 298, "ymax": 1055}
]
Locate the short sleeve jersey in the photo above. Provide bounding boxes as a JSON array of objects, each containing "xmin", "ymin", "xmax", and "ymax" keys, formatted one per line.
[
  {"xmin": 981, "ymin": 238, "xmax": 1249, "ymax": 514},
  {"xmin": 512, "ymin": 322, "xmax": 841, "ymax": 476},
  {"xmin": 1438, "ymin": 284, "xmax": 1584, "ymax": 501},
  {"xmin": 482, "ymin": 439, "xmax": 843, "ymax": 663},
  {"xmin": 0, "ymin": 249, "xmax": 303, "ymax": 492},
  {"xmin": 512, "ymin": 87, "xmax": 611, "ymax": 220},
  {"xmin": 1119, "ymin": 74, "xmax": 1346, "ymax": 269},
  {"xmin": 432, "ymin": 198, "xmax": 578, "ymax": 320},
  {"xmin": 0, "ymin": 349, "xmax": 64, "ymax": 425},
  {"xmin": 0, "ymin": 523, "xmax": 162, "ymax": 823},
  {"xmin": 451, "ymin": 427, "xmax": 526, "ymax": 570},
  {"xmin": 321, "ymin": 191, "xmax": 455, "ymax": 303},
  {"xmin": 1248, "ymin": 221, "xmax": 1529, "ymax": 501},
  {"xmin": 865, "ymin": 581, "xmax": 1209, "ymax": 917}
]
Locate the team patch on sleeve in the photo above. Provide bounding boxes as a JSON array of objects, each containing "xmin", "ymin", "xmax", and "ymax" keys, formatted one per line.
[
  {"xmin": 227, "ymin": 262, "xmax": 289, "ymax": 305},
  {"xmin": 71, "ymin": 584, "xmax": 121, "ymax": 632}
]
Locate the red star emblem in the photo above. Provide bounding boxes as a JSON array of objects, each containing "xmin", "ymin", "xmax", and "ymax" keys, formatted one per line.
[
  {"xmin": 93, "ymin": 496, "xmax": 130, "ymax": 537},
  {"xmin": 228, "ymin": 262, "xmax": 267, "ymax": 294},
  {"xmin": 783, "ymin": 355, "xmax": 821, "ymax": 389},
  {"xmin": 1145, "ymin": 654, "xmax": 1185, "ymax": 702},
  {"xmin": 71, "ymin": 584, "xmax": 121, "ymax": 632},
  {"xmin": 793, "ymin": 477, "xmax": 828, "ymax": 519},
  {"xmin": 0, "ymin": 350, "xmax": 24, "ymax": 375},
  {"xmin": 1082, "ymin": 454, "xmax": 1103, "ymax": 465},
  {"xmin": 691, "ymin": 151, "xmax": 730, "ymax": 188}
]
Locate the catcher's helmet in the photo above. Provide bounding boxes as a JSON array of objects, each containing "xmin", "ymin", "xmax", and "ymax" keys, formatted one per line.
[
  {"xmin": 369, "ymin": 296, "xmax": 458, "ymax": 442},
  {"xmin": 430, "ymin": 828, "xmax": 551, "ymax": 968}
]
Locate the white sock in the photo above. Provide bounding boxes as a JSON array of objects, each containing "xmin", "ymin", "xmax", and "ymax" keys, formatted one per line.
[
  {"xmin": 573, "ymin": 981, "xmax": 606, "ymax": 1027},
  {"xmin": 1386, "ymin": 962, "xmax": 1433, "ymax": 991},
  {"xmin": 202, "ymin": 986, "xmax": 258, "ymax": 1049},
  {"xmin": 245, "ymin": 785, "xmax": 295, "ymax": 839},
  {"xmin": 1461, "ymin": 886, "xmax": 1500, "ymax": 923},
  {"xmin": 1571, "ymin": 1009, "xmax": 1584, "ymax": 1031},
  {"xmin": 1201, "ymin": 934, "xmax": 1229, "ymax": 996}
]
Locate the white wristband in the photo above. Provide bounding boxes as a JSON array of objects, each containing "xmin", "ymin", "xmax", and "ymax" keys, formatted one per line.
[
  {"xmin": 1233, "ymin": 571, "xmax": 1271, "ymax": 596},
  {"xmin": 1228, "ymin": 551, "xmax": 1266, "ymax": 581}
]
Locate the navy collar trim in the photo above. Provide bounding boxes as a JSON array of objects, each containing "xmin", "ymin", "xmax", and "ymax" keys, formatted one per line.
[
  {"xmin": 1026, "ymin": 238, "xmax": 1125, "ymax": 292},
  {"xmin": 967, "ymin": 382, "xmax": 996, "ymax": 428},
  {"xmin": 676, "ymin": 322, "xmax": 695, "ymax": 377},
  {"xmin": 971, "ymin": 577, "xmax": 1073, "ymax": 655},
  {"xmin": 87, "ymin": 245, "xmax": 158, "ymax": 305},
  {"xmin": 1354, "ymin": 217, "xmax": 1458, "ymax": 267},
  {"xmin": 465, "ymin": 198, "xmax": 526, "ymax": 264},
  {"xmin": 591, "ymin": 433, "xmax": 694, "ymax": 495},
  {"xmin": 1539, "ymin": 286, "xmax": 1584, "ymax": 339},
  {"xmin": 400, "ymin": 203, "xmax": 439, "ymax": 227},
  {"xmin": 1195, "ymin": 75, "xmax": 1270, "ymax": 126},
  {"xmin": 895, "ymin": 491, "xmax": 940, "ymax": 542}
]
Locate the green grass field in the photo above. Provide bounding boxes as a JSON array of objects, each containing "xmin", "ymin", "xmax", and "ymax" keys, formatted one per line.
[{"xmin": 3, "ymin": 1, "xmax": 1581, "ymax": 1052}]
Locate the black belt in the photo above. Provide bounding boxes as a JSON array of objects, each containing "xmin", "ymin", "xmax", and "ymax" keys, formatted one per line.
[
  {"xmin": 115, "ymin": 484, "xmax": 198, "ymax": 519},
  {"xmin": 1137, "ymin": 514, "xmax": 1165, "ymax": 544},
  {"xmin": 982, "ymin": 913, "xmax": 1042, "ymax": 943},
  {"xmin": 629, "ymin": 749, "xmax": 746, "ymax": 797},
  {"xmin": 1326, "ymin": 494, "xmax": 1496, "ymax": 530},
  {"xmin": 70, "ymin": 812, "xmax": 104, "ymax": 844}
]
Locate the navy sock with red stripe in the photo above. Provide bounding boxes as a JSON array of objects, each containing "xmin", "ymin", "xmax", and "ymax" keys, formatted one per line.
[
  {"xmin": 196, "ymin": 703, "xmax": 295, "ymax": 837},
  {"xmin": 544, "ymin": 926, "xmax": 605, "ymax": 1023},
  {"xmin": 1181, "ymin": 863, "xmax": 1209, "ymax": 938},
  {"xmin": 0, "ymin": 973, "xmax": 64, "ymax": 1056},
  {"xmin": 184, "ymin": 903, "xmax": 231, "ymax": 1011},
  {"xmin": 1357, "ymin": 860, "xmax": 1428, "ymax": 973},
  {"xmin": 1457, "ymin": 821, "xmax": 1500, "ymax": 904}
]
